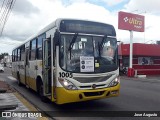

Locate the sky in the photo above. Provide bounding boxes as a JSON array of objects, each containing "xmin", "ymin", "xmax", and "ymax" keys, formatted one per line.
[{"xmin": 1, "ymin": 0, "xmax": 160, "ymax": 55}]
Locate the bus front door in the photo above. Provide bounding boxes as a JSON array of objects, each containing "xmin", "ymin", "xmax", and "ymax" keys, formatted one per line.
[
  {"xmin": 25, "ymin": 48, "xmax": 30, "ymax": 87},
  {"xmin": 43, "ymin": 38, "xmax": 51, "ymax": 96}
]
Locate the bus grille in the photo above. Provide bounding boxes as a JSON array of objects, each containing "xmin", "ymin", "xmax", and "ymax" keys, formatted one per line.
[
  {"xmin": 74, "ymin": 75, "xmax": 112, "ymax": 83},
  {"xmin": 83, "ymin": 91, "xmax": 105, "ymax": 97},
  {"xmin": 80, "ymin": 84, "xmax": 106, "ymax": 89}
]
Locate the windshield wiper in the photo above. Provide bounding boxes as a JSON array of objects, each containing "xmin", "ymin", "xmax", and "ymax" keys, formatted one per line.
[
  {"xmin": 68, "ymin": 33, "xmax": 78, "ymax": 51},
  {"xmin": 68, "ymin": 33, "xmax": 78, "ymax": 60},
  {"xmin": 99, "ymin": 34, "xmax": 108, "ymax": 49},
  {"xmin": 98, "ymin": 34, "xmax": 108, "ymax": 57}
]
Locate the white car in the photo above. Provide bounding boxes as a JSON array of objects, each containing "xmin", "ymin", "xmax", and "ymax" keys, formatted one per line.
[{"xmin": 0, "ymin": 64, "xmax": 4, "ymax": 72}]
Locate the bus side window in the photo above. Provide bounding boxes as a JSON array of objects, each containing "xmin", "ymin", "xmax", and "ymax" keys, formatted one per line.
[
  {"xmin": 30, "ymin": 39, "xmax": 37, "ymax": 60},
  {"xmin": 12, "ymin": 50, "xmax": 15, "ymax": 62},
  {"xmin": 15, "ymin": 49, "xmax": 17, "ymax": 61},
  {"xmin": 25, "ymin": 49, "xmax": 29, "ymax": 65},
  {"xmin": 21, "ymin": 45, "xmax": 25, "ymax": 61},
  {"xmin": 25, "ymin": 42, "xmax": 30, "ymax": 65},
  {"xmin": 17, "ymin": 48, "xmax": 20, "ymax": 61},
  {"xmin": 37, "ymin": 34, "xmax": 45, "ymax": 60}
]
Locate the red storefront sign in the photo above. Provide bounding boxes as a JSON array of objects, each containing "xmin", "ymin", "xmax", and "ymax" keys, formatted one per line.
[{"xmin": 118, "ymin": 11, "xmax": 145, "ymax": 32}]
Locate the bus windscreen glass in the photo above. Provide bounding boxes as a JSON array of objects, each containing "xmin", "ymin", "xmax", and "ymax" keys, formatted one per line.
[{"xmin": 60, "ymin": 34, "xmax": 118, "ymax": 73}]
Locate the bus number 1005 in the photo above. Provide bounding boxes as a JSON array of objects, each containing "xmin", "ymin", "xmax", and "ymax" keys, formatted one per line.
[{"xmin": 59, "ymin": 72, "xmax": 73, "ymax": 78}]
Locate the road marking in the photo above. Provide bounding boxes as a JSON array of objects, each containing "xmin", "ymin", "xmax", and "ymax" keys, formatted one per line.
[{"xmin": 8, "ymin": 76, "xmax": 17, "ymax": 81}]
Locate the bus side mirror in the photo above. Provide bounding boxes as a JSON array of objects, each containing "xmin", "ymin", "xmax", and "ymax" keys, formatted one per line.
[
  {"xmin": 53, "ymin": 30, "xmax": 60, "ymax": 46},
  {"xmin": 117, "ymin": 41, "xmax": 122, "ymax": 45}
]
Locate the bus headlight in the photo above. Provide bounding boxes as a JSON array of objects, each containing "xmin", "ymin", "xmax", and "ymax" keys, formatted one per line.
[
  {"xmin": 58, "ymin": 77, "xmax": 78, "ymax": 90},
  {"xmin": 108, "ymin": 77, "xmax": 120, "ymax": 87}
]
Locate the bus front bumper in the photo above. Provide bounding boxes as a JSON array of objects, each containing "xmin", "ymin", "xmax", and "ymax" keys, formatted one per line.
[{"xmin": 54, "ymin": 83, "xmax": 120, "ymax": 104}]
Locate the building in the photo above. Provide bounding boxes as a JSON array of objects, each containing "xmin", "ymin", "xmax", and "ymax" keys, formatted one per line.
[
  {"xmin": 2, "ymin": 55, "xmax": 12, "ymax": 67},
  {"xmin": 118, "ymin": 43, "xmax": 160, "ymax": 75}
]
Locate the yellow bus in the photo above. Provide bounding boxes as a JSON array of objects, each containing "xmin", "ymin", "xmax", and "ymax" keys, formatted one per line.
[{"xmin": 12, "ymin": 18, "xmax": 120, "ymax": 104}]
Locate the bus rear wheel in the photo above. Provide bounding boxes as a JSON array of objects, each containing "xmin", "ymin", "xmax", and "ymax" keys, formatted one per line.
[{"xmin": 17, "ymin": 72, "xmax": 22, "ymax": 86}]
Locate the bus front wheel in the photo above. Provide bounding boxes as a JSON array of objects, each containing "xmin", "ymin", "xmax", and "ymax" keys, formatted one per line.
[{"xmin": 38, "ymin": 81, "xmax": 48, "ymax": 102}]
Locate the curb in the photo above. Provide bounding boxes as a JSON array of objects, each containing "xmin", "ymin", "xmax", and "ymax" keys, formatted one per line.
[
  {"xmin": 0, "ymin": 80, "xmax": 50, "ymax": 120},
  {"xmin": 11, "ymin": 87, "xmax": 51, "ymax": 120}
]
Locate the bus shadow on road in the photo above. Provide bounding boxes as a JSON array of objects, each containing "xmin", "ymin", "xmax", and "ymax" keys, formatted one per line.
[{"xmin": 51, "ymin": 99, "xmax": 117, "ymax": 111}]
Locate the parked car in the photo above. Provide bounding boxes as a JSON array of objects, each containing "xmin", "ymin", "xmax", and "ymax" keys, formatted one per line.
[{"xmin": 0, "ymin": 64, "xmax": 4, "ymax": 72}]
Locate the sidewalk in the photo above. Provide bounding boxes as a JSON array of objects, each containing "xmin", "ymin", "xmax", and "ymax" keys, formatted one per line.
[
  {"xmin": 145, "ymin": 75, "xmax": 160, "ymax": 80},
  {"xmin": 0, "ymin": 79, "xmax": 48, "ymax": 120},
  {"xmin": 120, "ymin": 75, "xmax": 160, "ymax": 81}
]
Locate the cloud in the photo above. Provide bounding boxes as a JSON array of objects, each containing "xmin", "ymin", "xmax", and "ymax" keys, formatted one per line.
[
  {"xmin": 0, "ymin": 37, "xmax": 21, "ymax": 54},
  {"xmin": 1, "ymin": 0, "xmax": 160, "ymax": 55},
  {"xmin": 12, "ymin": 0, "xmax": 40, "ymax": 16},
  {"xmin": 0, "ymin": 0, "xmax": 41, "ymax": 50},
  {"xmin": 144, "ymin": 14, "xmax": 160, "ymax": 42},
  {"xmin": 102, "ymin": 0, "xmax": 128, "ymax": 6},
  {"xmin": 125, "ymin": 0, "xmax": 160, "ymax": 14},
  {"xmin": 0, "ymin": 0, "xmax": 65, "ymax": 54},
  {"xmin": 3, "ymin": 0, "xmax": 115, "ymax": 42},
  {"xmin": 3, "ymin": 12, "xmax": 42, "ymax": 41},
  {"xmin": 60, "ymin": 2, "xmax": 111, "ymax": 22},
  {"xmin": 61, "ymin": 0, "xmax": 86, "ymax": 6}
]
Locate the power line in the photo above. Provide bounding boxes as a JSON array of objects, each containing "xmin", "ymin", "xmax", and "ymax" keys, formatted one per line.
[
  {"xmin": 0, "ymin": 0, "xmax": 11, "ymax": 35},
  {"xmin": 0, "ymin": 38, "xmax": 22, "ymax": 45},
  {"xmin": 0, "ymin": 0, "xmax": 16, "ymax": 36},
  {"xmin": 1, "ymin": 41, "xmax": 21, "ymax": 45},
  {"xmin": 0, "ymin": 0, "xmax": 8, "ymax": 24},
  {"xmin": 0, "ymin": 0, "xmax": 10, "ymax": 27},
  {"xmin": 0, "ymin": 0, "xmax": 10, "ymax": 35},
  {"xmin": 1, "ymin": 0, "xmax": 14, "ymax": 36},
  {"xmin": 0, "ymin": 0, "xmax": 5, "ymax": 14}
]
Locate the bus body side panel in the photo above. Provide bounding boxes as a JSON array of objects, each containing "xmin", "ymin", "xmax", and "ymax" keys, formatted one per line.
[
  {"xmin": 12, "ymin": 60, "xmax": 19, "ymax": 80},
  {"xmin": 11, "ymin": 62, "xmax": 17, "ymax": 79},
  {"xmin": 36, "ymin": 59, "xmax": 43, "ymax": 87},
  {"xmin": 19, "ymin": 61, "xmax": 25, "ymax": 84},
  {"xmin": 27, "ymin": 60, "xmax": 37, "ymax": 91}
]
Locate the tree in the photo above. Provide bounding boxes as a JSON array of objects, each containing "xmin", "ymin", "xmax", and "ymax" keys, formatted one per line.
[{"xmin": 0, "ymin": 53, "xmax": 9, "ymax": 60}]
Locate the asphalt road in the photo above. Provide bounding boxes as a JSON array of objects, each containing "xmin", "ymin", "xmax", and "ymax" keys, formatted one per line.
[{"xmin": 1, "ymin": 67, "xmax": 160, "ymax": 120}]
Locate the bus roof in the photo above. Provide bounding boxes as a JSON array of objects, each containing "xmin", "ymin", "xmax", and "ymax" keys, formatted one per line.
[{"xmin": 13, "ymin": 18, "xmax": 115, "ymax": 50}]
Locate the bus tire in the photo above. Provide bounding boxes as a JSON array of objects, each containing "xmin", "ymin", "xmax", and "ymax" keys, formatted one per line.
[
  {"xmin": 38, "ymin": 80, "xmax": 48, "ymax": 102},
  {"xmin": 17, "ymin": 72, "xmax": 22, "ymax": 86}
]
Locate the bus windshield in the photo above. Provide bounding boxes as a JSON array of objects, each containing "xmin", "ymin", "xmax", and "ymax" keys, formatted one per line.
[{"xmin": 60, "ymin": 34, "xmax": 118, "ymax": 73}]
